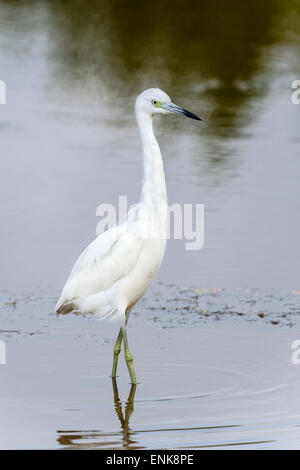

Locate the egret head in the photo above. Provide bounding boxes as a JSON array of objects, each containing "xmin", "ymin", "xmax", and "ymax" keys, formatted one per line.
[{"xmin": 135, "ymin": 88, "xmax": 201, "ymax": 121}]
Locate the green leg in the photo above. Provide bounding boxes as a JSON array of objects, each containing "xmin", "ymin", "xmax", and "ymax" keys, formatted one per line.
[
  {"xmin": 112, "ymin": 327, "xmax": 123, "ymax": 378},
  {"xmin": 122, "ymin": 320, "xmax": 137, "ymax": 385}
]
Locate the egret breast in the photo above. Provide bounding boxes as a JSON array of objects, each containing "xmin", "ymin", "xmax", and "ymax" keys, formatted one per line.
[{"xmin": 120, "ymin": 237, "xmax": 166, "ymax": 312}]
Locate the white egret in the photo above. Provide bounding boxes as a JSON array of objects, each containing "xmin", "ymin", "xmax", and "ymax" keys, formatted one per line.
[{"xmin": 56, "ymin": 88, "xmax": 201, "ymax": 383}]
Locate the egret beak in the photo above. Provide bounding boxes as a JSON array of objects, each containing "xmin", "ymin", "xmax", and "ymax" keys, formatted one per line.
[{"xmin": 163, "ymin": 102, "xmax": 202, "ymax": 121}]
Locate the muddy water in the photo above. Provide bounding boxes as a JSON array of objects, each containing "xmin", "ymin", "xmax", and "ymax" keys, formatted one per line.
[
  {"xmin": 0, "ymin": 0, "xmax": 300, "ymax": 449},
  {"xmin": 1, "ymin": 288, "xmax": 300, "ymax": 449}
]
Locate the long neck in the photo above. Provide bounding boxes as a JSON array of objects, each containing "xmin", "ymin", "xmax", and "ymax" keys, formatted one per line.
[{"xmin": 136, "ymin": 109, "xmax": 167, "ymax": 208}]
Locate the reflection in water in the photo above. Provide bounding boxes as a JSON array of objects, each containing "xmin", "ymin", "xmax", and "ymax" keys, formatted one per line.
[
  {"xmin": 1, "ymin": 1, "xmax": 300, "ymax": 450},
  {"xmin": 0, "ymin": 1, "xmax": 300, "ymax": 287},
  {"xmin": 57, "ymin": 378, "xmax": 140, "ymax": 450},
  {"xmin": 55, "ymin": 376, "xmax": 281, "ymax": 449},
  {"xmin": 44, "ymin": 0, "xmax": 299, "ymax": 141},
  {"xmin": 3, "ymin": 1, "xmax": 299, "ymax": 139},
  {"xmin": 111, "ymin": 378, "xmax": 137, "ymax": 449},
  {"xmin": 1, "ymin": 0, "xmax": 300, "ymax": 172}
]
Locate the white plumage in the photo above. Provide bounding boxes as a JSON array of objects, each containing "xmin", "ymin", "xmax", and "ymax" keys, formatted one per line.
[
  {"xmin": 56, "ymin": 89, "xmax": 169, "ymax": 319},
  {"xmin": 56, "ymin": 88, "xmax": 201, "ymax": 382}
]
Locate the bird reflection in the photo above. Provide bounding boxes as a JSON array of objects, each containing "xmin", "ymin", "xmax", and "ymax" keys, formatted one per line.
[
  {"xmin": 56, "ymin": 378, "xmax": 138, "ymax": 449},
  {"xmin": 111, "ymin": 377, "xmax": 137, "ymax": 449}
]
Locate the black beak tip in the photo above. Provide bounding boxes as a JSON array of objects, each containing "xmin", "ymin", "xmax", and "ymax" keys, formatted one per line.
[{"xmin": 183, "ymin": 109, "xmax": 202, "ymax": 121}]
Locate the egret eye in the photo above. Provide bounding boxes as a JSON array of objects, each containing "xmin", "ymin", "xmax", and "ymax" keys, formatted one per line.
[{"xmin": 151, "ymin": 99, "xmax": 158, "ymax": 106}]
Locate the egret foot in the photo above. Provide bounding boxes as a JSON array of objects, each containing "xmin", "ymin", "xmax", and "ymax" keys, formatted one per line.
[
  {"xmin": 124, "ymin": 350, "xmax": 137, "ymax": 385},
  {"xmin": 122, "ymin": 321, "xmax": 137, "ymax": 384},
  {"xmin": 111, "ymin": 327, "xmax": 123, "ymax": 378}
]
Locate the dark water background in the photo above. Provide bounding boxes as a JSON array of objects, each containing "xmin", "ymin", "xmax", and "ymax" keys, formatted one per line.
[{"xmin": 0, "ymin": 0, "xmax": 300, "ymax": 291}]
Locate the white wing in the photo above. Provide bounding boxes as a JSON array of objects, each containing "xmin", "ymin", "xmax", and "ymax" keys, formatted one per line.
[{"xmin": 56, "ymin": 222, "xmax": 143, "ymax": 314}]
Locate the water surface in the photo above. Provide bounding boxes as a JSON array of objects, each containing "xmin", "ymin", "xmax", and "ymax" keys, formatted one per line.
[
  {"xmin": 0, "ymin": 0, "xmax": 300, "ymax": 291},
  {"xmin": 0, "ymin": 288, "xmax": 300, "ymax": 449},
  {"xmin": 0, "ymin": 0, "xmax": 300, "ymax": 450}
]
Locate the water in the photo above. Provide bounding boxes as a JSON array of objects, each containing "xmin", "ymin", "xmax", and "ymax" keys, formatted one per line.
[
  {"xmin": 1, "ymin": 0, "xmax": 300, "ymax": 291},
  {"xmin": 0, "ymin": 0, "xmax": 300, "ymax": 450},
  {"xmin": 1, "ymin": 288, "xmax": 300, "ymax": 449}
]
